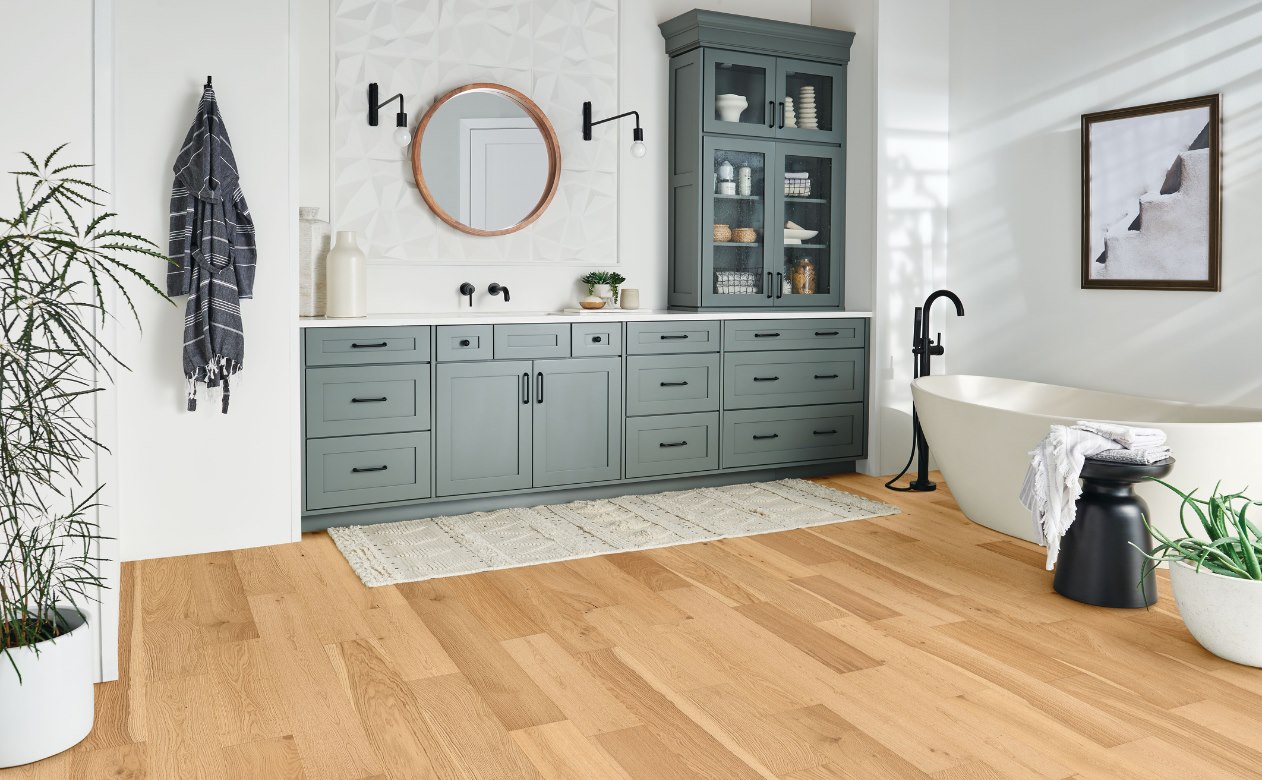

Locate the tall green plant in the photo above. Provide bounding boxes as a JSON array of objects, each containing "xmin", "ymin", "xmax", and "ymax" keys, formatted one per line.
[
  {"xmin": 0, "ymin": 146, "xmax": 169, "ymax": 676},
  {"xmin": 1135, "ymin": 479, "xmax": 1262, "ymax": 581}
]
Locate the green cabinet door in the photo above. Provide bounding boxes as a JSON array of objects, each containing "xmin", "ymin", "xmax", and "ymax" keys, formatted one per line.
[
  {"xmin": 435, "ymin": 361, "xmax": 533, "ymax": 496},
  {"xmin": 775, "ymin": 141, "xmax": 844, "ymax": 308},
  {"xmin": 533, "ymin": 358, "xmax": 622, "ymax": 488}
]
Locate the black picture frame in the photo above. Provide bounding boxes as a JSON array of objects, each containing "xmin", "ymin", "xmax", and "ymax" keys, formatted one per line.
[{"xmin": 1081, "ymin": 94, "xmax": 1221, "ymax": 291}]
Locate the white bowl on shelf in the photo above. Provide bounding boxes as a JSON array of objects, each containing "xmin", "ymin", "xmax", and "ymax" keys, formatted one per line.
[{"xmin": 784, "ymin": 228, "xmax": 819, "ymax": 242}]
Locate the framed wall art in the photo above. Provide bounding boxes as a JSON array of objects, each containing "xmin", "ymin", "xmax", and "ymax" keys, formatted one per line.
[{"xmin": 1081, "ymin": 94, "xmax": 1220, "ymax": 291}]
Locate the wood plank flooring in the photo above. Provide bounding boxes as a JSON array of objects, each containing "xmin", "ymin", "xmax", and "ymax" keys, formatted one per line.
[{"xmin": 7, "ymin": 473, "xmax": 1261, "ymax": 779}]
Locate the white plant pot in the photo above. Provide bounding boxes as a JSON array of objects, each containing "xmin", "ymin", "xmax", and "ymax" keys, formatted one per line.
[
  {"xmin": 1170, "ymin": 561, "xmax": 1262, "ymax": 667},
  {"xmin": 0, "ymin": 608, "xmax": 95, "ymax": 767},
  {"xmin": 325, "ymin": 230, "xmax": 367, "ymax": 318},
  {"xmin": 592, "ymin": 283, "xmax": 613, "ymax": 302}
]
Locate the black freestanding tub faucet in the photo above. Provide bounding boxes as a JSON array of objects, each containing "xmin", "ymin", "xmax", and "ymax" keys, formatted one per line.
[{"xmin": 888, "ymin": 289, "xmax": 964, "ymax": 493}]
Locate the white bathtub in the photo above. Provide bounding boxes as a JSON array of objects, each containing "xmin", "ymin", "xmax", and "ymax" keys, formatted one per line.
[{"xmin": 911, "ymin": 375, "xmax": 1262, "ymax": 543}]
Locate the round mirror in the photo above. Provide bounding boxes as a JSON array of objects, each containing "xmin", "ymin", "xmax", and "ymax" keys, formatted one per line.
[{"xmin": 411, "ymin": 83, "xmax": 561, "ymax": 236}]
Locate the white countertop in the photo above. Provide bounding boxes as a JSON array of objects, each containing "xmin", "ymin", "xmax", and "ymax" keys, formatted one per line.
[{"xmin": 299, "ymin": 309, "xmax": 873, "ymax": 328}]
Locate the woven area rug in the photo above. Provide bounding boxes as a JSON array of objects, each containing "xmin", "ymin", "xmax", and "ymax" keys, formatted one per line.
[{"xmin": 328, "ymin": 479, "xmax": 899, "ymax": 587}]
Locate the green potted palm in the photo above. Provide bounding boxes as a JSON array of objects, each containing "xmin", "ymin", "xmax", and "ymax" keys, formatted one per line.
[
  {"xmin": 1137, "ymin": 480, "xmax": 1262, "ymax": 667},
  {"xmin": 0, "ymin": 148, "xmax": 168, "ymax": 767}
]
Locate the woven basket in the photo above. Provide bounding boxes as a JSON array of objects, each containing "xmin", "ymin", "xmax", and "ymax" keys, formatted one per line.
[
  {"xmin": 712, "ymin": 224, "xmax": 732, "ymax": 242},
  {"xmin": 715, "ymin": 271, "xmax": 758, "ymax": 295},
  {"xmin": 732, "ymin": 227, "xmax": 757, "ymax": 243},
  {"xmin": 784, "ymin": 177, "xmax": 811, "ymax": 197}
]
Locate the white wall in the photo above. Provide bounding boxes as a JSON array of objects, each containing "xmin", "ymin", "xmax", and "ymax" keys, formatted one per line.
[
  {"xmin": 949, "ymin": 0, "xmax": 1262, "ymax": 407},
  {"xmin": 813, "ymin": 0, "xmax": 950, "ymax": 476},
  {"xmin": 299, "ymin": 0, "xmax": 813, "ymax": 314},
  {"xmin": 111, "ymin": 0, "xmax": 298, "ymax": 560}
]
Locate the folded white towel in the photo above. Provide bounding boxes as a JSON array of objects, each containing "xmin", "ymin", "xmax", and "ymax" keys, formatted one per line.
[
  {"xmin": 1072, "ymin": 420, "xmax": 1166, "ymax": 450},
  {"xmin": 1019, "ymin": 425, "xmax": 1118, "ymax": 570},
  {"xmin": 784, "ymin": 171, "xmax": 809, "ymax": 179},
  {"xmin": 1088, "ymin": 447, "xmax": 1172, "ymax": 465}
]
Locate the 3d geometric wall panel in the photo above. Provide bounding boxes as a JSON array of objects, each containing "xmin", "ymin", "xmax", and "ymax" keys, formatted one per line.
[{"xmin": 332, "ymin": 0, "xmax": 619, "ymax": 264}]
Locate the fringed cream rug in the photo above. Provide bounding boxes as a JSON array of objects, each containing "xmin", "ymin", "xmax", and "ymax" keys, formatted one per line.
[{"xmin": 328, "ymin": 479, "xmax": 899, "ymax": 587}]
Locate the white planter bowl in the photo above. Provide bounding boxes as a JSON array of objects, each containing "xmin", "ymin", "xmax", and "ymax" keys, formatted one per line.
[
  {"xmin": 0, "ymin": 608, "xmax": 95, "ymax": 767},
  {"xmin": 1170, "ymin": 561, "xmax": 1262, "ymax": 667}
]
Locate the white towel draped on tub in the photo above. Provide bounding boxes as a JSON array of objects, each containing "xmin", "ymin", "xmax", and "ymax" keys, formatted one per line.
[{"xmin": 1019, "ymin": 426, "xmax": 1117, "ymax": 570}]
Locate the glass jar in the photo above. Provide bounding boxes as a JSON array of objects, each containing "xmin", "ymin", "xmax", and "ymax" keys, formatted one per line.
[{"xmin": 790, "ymin": 258, "xmax": 816, "ymax": 295}]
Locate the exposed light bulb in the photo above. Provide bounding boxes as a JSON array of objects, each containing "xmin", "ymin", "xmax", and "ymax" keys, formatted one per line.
[
  {"xmin": 393, "ymin": 126, "xmax": 412, "ymax": 146},
  {"xmin": 629, "ymin": 140, "xmax": 647, "ymax": 158}
]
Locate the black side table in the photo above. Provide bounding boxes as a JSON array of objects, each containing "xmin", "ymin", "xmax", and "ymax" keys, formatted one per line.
[{"xmin": 1052, "ymin": 457, "xmax": 1174, "ymax": 608}]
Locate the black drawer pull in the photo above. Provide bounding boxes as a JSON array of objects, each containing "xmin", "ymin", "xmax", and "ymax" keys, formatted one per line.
[
  {"xmin": 814, "ymin": 429, "xmax": 838, "ymax": 436},
  {"xmin": 592, "ymin": 336, "xmax": 603, "ymax": 343},
  {"xmin": 659, "ymin": 441, "xmax": 688, "ymax": 448},
  {"xmin": 350, "ymin": 341, "xmax": 387, "ymax": 349},
  {"xmin": 753, "ymin": 376, "xmax": 779, "ymax": 382},
  {"xmin": 815, "ymin": 331, "xmax": 840, "ymax": 337},
  {"xmin": 814, "ymin": 374, "xmax": 839, "ymax": 380},
  {"xmin": 752, "ymin": 433, "xmax": 779, "ymax": 440},
  {"xmin": 350, "ymin": 396, "xmax": 388, "ymax": 403},
  {"xmin": 754, "ymin": 332, "xmax": 781, "ymax": 338},
  {"xmin": 659, "ymin": 334, "xmax": 689, "ymax": 340},
  {"xmin": 659, "ymin": 380, "xmax": 689, "ymax": 387},
  {"xmin": 522, "ymin": 372, "xmax": 530, "ymax": 405},
  {"xmin": 459, "ymin": 339, "xmax": 471, "ymax": 347},
  {"xmin": 352, "ymin": 465, "xmax": 388, "ymax": 473}
]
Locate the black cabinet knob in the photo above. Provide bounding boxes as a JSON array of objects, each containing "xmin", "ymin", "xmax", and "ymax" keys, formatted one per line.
[
  {"xmin": 593, "ymin": 336, "xmax": 602, "ymax": 343},
  {"xmin": 459, "ymin": 339, "xmax": 471, "ymax": 347}
]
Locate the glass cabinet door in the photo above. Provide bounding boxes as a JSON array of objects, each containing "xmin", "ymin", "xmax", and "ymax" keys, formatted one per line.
[
  {"xmin": 775, "ymin": 58, "xmax": 846, "ymax": 145},
  {"xmin": 702, "ymin": 137, "xmax": 773, "ymax": 307},
  {"xmin": 774, "ymin": 142, "xmax": 843, "ymax": 307},
  {"xmin": 702, "ymin": 50, "xmax": 776, "ymax": 139}
]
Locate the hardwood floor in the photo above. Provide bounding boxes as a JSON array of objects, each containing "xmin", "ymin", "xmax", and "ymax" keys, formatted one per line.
[{"xmin": 7, "ymin": 473, "xmax": 1261, "ymax": 779}]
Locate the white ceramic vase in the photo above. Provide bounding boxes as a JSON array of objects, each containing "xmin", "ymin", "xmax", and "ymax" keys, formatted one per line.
[
  {"xmin": 325, "ymin": 230, "xmax": 367, "ymax": 318},
  {"xmin": 298, "ymin": 207, "xmax": 331, "ymax": 317},
  {"xmin": 0, "ymin": 608, "xmax": 94, "ymax": 768},
  {"xmin": 1170, "ymin": 561, "xmax": 1262, "ymax": 667},
  {"xmin": 593, "ymin": 283, "xmax": 613, "ymax": 306},
  {"xmin": 620, "ymin": 288, "xmax": 640, "ymax": 310},
  {"xmin": 716, "ymin": 94, "xmax": 748, "ymax": 123}
]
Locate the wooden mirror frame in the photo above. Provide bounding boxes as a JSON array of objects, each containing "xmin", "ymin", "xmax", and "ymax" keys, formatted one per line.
[{"xmin": 410, "ymin": 83, "xmax": 562, "ymax": 237}]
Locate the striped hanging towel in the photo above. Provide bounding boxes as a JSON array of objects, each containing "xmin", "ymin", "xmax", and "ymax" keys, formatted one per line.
[{"xmin": 167, "ymin": 84, "xmax": 256, "ymax": 413}]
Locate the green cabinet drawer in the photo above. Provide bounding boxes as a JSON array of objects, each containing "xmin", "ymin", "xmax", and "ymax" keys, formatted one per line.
[
  {"xmin": 723, "ymin": 319, "xmax": 865, "ymax": 351},
  {"xmin": 723, "ymin": 349, "xmax": 864, "ymax": 409},
  {"xmin": 305, "ymin": 326, "xmax": 430, "ymax": 366},
  {"xmin": 495, "ymin": 324, "xmax": 571, "ymax": 359},
  {"xmin": 305, "ymin": 432, "xmax": 432, "ymax": 510},
  {"xmin": 626, "ymin": 353, "xmax": 720, "ymax": 416},
  {"xmin": 436, "ymin": 325, "xmax": 493, "ymax": 361},
  {"xmin": 626, "ymin": 321, "xmax": 721, "ymax": 354},
  {"xmin": 625, "ymin": 412, "xmax": 719, "ymax": 478},
  {"xmin": 305, "ymin": 364, "xmax": 431, "ymax": 438},
  {"xmin": 722, "ymin": 404, "xmax": 864, "ymax": 468},
  {"xmin": 571, "ymin": 322, "xmax": 623, "ymax": 357}
]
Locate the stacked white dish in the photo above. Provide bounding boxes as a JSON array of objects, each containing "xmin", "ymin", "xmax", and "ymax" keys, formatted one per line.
[
  {"xmin": 797, "ymin": 85, "xmax": 818, "ymax": 130},
  {"xmin": 783, "ymin": 95, "xmax": 797, "ymax": 128},
  {"xmin": 716, "ymin": 93, "xmax": 748, "ymax": 123}
]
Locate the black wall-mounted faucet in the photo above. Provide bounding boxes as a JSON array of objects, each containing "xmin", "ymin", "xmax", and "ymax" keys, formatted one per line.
[
  {"xmin": 488, "ymin": 282, "xmax": 510, "ymax": 302},
  {"xmin": 459, "ymin": 282, "xmax": 475, "ymax": 307}
]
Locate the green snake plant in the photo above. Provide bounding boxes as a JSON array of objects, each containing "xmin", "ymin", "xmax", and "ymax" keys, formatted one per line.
[{"xmin": 0, "ymin": 146, "xmax": 169, "ymax": 678}]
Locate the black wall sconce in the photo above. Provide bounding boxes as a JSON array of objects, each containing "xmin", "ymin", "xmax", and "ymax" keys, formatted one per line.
[
  {"xmin": 368, "ymin": 83, "xmax": 411, "ymax": 146},
  {"xmin": 582, "ymin": 101, "xmax": 646, "ymax": 158}
]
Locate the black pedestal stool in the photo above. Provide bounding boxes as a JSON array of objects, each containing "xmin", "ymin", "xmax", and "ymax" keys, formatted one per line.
[{"xmin": 1052, "ymin": 457, "xmax": 1174, "ymax": 609}]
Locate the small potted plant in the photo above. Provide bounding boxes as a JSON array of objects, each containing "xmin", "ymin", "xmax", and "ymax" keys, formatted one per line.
[
  {"xmin": 579, "ymin": 271, "xmax": 627, "ymax": 305},
  {"xmin": 0, "ymin": 147, "xmax": 169, "ymax": 767},
  {"xmin": 1136, "ymin": 480, "xmax": 1262, "ymax": 667}
]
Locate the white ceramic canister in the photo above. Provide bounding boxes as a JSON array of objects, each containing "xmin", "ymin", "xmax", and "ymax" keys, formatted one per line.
[
  {"xmin": 736, "ymin": 165, "xmax": 752, "ymax": 196},
  {"xmin": 619, "ymin": 288, "xmax": 640, "ymax": 310},
  {"xmin": 325, "ymin": 230, "xmax": 367, "ymax": 318}
]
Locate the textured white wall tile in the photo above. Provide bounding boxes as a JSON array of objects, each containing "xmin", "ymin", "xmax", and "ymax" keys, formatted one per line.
[{"xmin": 333, "ymin": 0, "xmax": 619, "ymax": 264}]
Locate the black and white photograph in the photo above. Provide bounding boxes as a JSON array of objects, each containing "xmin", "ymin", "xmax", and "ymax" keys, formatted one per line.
[{"xmin": 1081, "ymin": 94, "xmax": 1221, "ymax": 290}]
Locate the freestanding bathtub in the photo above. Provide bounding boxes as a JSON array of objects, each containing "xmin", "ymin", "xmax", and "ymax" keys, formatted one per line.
[{"xmin": 912, "ymin": 375, "xmax": 1262, "ymax": 543}]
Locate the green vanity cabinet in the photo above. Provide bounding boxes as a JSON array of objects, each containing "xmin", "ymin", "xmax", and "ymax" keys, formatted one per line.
[
  {"xmin": 301, "ymin": 315, "xmax": 868, "ymax": 528},
  {"xmin": 435, "ymin": 356, "xmax": 622, "ymax": 496},
  {"xmin": 661, "ymin": 10, "xmax": 854, "ymax": 311}
]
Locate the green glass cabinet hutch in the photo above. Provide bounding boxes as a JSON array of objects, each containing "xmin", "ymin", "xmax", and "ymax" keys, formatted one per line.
[{"xmin": 660, "ymin": 11, "xmax": 855, "ymax": 309}]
